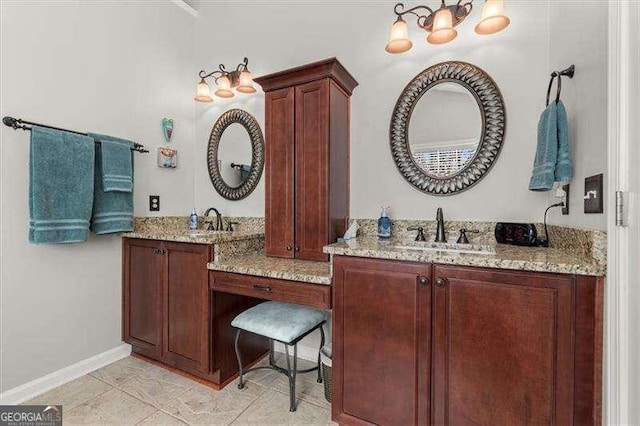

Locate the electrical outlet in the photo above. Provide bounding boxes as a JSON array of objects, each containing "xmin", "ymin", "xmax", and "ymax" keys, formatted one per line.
[
  {"xmin": 561, "ymin": 184, "xmax": 570, "ymax": 215},
  {"xmin": 149, "ymin": 195, "xmax": 160, "ymax": 212}
]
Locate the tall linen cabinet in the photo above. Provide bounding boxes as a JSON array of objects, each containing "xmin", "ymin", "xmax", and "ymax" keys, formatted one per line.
[{"xmin": 255, "ymin": 58, "xmax": 358, "ymax": 261}]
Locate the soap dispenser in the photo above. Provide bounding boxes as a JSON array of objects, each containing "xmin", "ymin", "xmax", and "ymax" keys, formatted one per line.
[
  {"xmin": 189, "ymin": 208, "xmax": 198, "ymax": 230},
  {"xmin": 377, "ymin": 206, "xmax": 392, "ymax": 239}
]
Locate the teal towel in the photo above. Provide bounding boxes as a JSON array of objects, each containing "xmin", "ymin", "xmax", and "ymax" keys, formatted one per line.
[
  {"xmin": 29, "ymin": 126, "xmax": 95, "ymax": 244},
  {"xmin": 90, "ymin": 133, "xmax": 133, "ymax": 192},
  {"xmin": 554, "ymin": 101, "xmax": 573, "ymax": 183},
  {"xmin": 529, "ymin": 100, "xmax": 573, "ymax": 191},
  {"xmin": 88, "ymin": 133, "xmax": 134, "ymax": 234}
]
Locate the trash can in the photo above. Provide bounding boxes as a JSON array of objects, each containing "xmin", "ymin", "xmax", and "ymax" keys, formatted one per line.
[{"xmin": 320, "ymin": 344, "xmax": 332, "ymax": 403}]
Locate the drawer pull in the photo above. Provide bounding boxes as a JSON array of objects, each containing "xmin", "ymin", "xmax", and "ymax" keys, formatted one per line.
[
  {"xmin": 253, "ymin": 284, "xmax": 272, "ymax": 293},
  {"xmin": 418, "ymin": 276, "xmax": 429, "ymax": 285},
  {"xmin": 435, "ymin": 277, "xmax": 447, "ymax": 288}
]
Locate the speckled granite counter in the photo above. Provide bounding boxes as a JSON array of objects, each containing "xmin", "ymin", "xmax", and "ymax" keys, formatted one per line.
[
  {"xmin": 207, "ymin": 253, "xmax": 332, "ymax": 285},
  {"xmin": 323, "ymin": 237, "xmax": 605, "ymax": 276},
  {"xmin": 123, "ymin": 230, "xmax": 264, "ymax": 245}
]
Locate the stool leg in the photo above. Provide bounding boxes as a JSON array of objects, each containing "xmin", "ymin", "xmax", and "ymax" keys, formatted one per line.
[
  {"xmin": 317, "ymin": 325, "xmax": 325, "ymax": 383},
  {"xmin": 234, "ymin": 329, "xmax": 245, "ymax": 390},
  {"xmin": 292, "ymin": 344, "xmax": 298, "ymax": 412},
  {"xmin": 284, "ymin": 344, "xmax": 297, "ymax": 412},
  {"xmin": 269, "ymin": 338, "xmax": 275, "ymax": 368}
]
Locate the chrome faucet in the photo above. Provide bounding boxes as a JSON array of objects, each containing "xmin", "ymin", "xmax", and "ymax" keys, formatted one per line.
[
  {"xmin": 435, "ymin": 207, "xmax": 447, "ymax": 243},
  {"xmin": 204, "ymin": 207, "xmax": 223, "ymax": 231}
]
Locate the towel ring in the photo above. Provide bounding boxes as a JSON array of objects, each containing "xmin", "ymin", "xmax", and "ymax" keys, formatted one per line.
[{"xmin": 546, "ymin": 74, "xmax": 562, "ymax": 106}]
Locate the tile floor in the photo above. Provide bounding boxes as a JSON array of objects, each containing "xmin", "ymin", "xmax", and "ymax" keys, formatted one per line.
[{"xmin": 25, "ymin": 355, "xmax": 334, "ymax": 425}]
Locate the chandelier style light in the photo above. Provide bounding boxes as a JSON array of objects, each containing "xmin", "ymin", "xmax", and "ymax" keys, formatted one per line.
[
  {"xmin": 385, "ymin": 0, "xmax": 510, "ymax": 53},
  {"xmin": 195, "ymin": 57, "xmax": 256, "ymax": 103}
]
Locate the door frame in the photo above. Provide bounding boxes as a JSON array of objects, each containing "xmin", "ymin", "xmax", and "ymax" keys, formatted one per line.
[{"xmin": 606, "ymin": 1, "xmax": 636, "ymax": 423}]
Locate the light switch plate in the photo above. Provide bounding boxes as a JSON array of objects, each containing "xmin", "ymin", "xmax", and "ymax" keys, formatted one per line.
[
  {"xmin": 584, "ymin": 174, "xmax": 603, "ymax": 214},
  {"xmin": 149, "ymin": 195, "xmax": 160, "ymax": 212}
]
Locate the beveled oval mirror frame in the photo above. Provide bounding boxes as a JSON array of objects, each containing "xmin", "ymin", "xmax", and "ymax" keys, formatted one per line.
[
  {"xmin": 207, "ymin": 109, "xmax": 264, "ymax": 200},
  {"xmin": 390, "ymin": 61, "xmax": 506, "ymax": 196}
]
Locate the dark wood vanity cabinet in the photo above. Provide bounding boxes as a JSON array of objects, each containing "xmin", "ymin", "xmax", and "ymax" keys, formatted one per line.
[
  {"xmin": 123, "ymin": 238, "xmax": 211, "ymax": 373},
  {"xmin": 332, "ymin": 256, "xmax": 603, "ymax": 426},
  {"xmin": 256, "ymin": 58, "xmax": 357, "ymax": 262},
  {"xmin": 332, "ymin": 257, "xmax": 432, "ymax": 426}
]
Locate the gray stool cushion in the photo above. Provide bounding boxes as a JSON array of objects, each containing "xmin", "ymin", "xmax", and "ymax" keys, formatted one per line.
[{"xmin": 231, "ymin": 301, "xmax": 325, "ymax": 344}]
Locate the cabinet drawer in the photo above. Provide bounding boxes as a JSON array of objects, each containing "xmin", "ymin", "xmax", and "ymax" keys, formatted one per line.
[{"xmin": 209, "ymin": 271, "xmax": 331, "ymax": 309}]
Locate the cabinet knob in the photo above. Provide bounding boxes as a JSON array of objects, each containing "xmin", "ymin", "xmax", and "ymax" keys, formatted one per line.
[
  {"xmin": 294, "ymin": 246, "xmax": 300, "ymax": 252},
  {"xmin": 286, "ymin": 246, "xmax": 292, "ymax": 251},
  {"xmin": 435, "ymin": 277, "xmax": 447, "ymax": 288},
  {"xmin": 154, "ymin": 248, "xmax": 162, "ymax": 254},
  {"xmin": 418, "ymin": 276, "xmax": 429, "ymax": 285}
]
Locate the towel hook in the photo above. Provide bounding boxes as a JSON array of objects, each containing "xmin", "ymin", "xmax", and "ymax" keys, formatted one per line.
[{"xmin": 546, "ymin": 65, "xmax": 575, "ymax": 106}]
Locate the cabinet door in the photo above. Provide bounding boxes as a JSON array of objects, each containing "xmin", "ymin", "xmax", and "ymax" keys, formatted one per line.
[
  {"xmin": 265, "ymin": 87, "xmax": 295, "ymax": 258},
  {"xmin": 122, "ymin": 238, "xmax": 163, "ymax": 359},
  {"xmin": 163, "ymin": 242, "xmax": 211, "ymax": 373},
  {"xmin": 432, "ymin": 265, "xmax": 574, "ymax": 425},
  {"xmin": 333, "ymin": 256, "xmax": 431, "ymax": 426},
  {"xmin": 295, "ymin": 80, "xmax": 330, "ymax": 261}
]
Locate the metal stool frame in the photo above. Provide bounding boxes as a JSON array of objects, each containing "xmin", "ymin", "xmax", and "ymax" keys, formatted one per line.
[{"xmin": 234, "ymin": 321, "xmax": 326, "ymax": 412}]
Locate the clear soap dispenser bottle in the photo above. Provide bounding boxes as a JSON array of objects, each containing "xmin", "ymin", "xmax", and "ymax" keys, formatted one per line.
[{"xmin": 377, "ymin": 206, "xmax": 392, "ymax": 239}]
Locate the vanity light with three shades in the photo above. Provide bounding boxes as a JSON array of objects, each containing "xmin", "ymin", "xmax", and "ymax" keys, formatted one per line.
[{"xmin": 386, "ymin": 0, "xmax": 511, "ymax": 53}]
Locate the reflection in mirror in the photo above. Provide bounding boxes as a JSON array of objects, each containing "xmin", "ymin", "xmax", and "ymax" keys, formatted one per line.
[
  {"xmin": 408, "ymin": 82, "xmax": 482, "ymax": 178},
  {"xmin": 218, "ymin": 123, "xmax": 253, "ymax": 188}
]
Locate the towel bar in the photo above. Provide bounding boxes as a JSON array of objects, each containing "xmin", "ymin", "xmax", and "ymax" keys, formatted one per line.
[{"xmin": 2, "ymin": 116, "xmax": 149, "ymax": 153}]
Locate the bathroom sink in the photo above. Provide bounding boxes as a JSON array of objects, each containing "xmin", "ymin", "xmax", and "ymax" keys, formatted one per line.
[{"xmin": 391, "ymin": 242, "xmax": 496, "ymax": 255}]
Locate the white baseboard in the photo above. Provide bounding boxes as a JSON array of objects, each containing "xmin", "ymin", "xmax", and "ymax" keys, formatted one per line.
[{"xmin": 0, "ymin": 343, "xmax": 131, "ymax": 405}]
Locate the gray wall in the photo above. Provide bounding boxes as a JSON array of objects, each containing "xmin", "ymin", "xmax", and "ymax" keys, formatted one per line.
[
  {"xmin": 0, "ymin": 1, "xmax": 196, "ymax": 392},
  {"xmin": 194, "ymin": 1, "xmax": 607, "ymax": 231}
]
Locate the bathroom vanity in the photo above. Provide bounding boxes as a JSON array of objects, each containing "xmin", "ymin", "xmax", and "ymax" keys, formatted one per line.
[{"xmin": 325, "ymin": 239, "xmax": 604, "ymax": 426}]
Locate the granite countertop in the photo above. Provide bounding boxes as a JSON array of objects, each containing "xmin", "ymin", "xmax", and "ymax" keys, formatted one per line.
[
  {"xmin": 207, "ymin": 253, "xmax": 332, "ymax": 285},
  {"xmin": 323, "ymin": 237, "xmax": 605, "ymax": 277},
  {"xmin": 123, "ymin": 229, "xmax": 264, "ymax": 245}
]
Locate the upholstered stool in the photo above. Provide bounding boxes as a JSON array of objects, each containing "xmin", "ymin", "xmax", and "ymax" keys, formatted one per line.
[{"xmin": 232, "ymin": 301, "xmax": 326, "ymax": 412}]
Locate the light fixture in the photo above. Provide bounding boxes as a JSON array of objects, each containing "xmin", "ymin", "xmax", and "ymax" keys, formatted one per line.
[
  {"xmin": 475, "ymin": 0, "xmax": 510, "ymax": 35},
  {"xmin": 385, "ymin": 0, "xmax": 510, "ymax": 52},
  {"xmin": 194, "ymin": 57, "xmax": 256, "ymax": 102}
]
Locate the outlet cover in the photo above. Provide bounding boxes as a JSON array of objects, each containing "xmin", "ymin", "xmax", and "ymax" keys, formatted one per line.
[
  {"xmin": 149, "ymin": 195, "xmax": 160, "ymax": 212},
  {"xmin": 562, "ymin": 184, "xmax": 570, "ymax": 215},
  {"xmin": 584, "ymin": 174, "xmax": 603, "ymax": 214}
]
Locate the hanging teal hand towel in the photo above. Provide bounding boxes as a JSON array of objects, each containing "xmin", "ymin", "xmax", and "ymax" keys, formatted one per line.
[
  {"xmin": 29, "ymin": 126, "xmax": 95, "ymax": 244},
  {"xmin": 529, "ymin": 102, "xmax": 558, "ymax": 191},
  {"xmin": 88, "ymin": 133, "xmax": 134, "ymax": 234},
  {"xmin": 554, "ymin": 100, "xmax": 573, "ymax": 183},
  {"xmin": 90, "ymin": 133, "xmax": 133, "ymax": 192}
]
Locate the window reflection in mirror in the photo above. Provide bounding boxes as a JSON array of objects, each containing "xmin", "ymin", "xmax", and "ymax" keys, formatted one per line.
[
  {"xmin": 408, "ymin": 82, "xmax": 482, "ymax": 178},
  {"xmin": 218, "ymin": 123, "xmax": 253, "ymax": 188}
]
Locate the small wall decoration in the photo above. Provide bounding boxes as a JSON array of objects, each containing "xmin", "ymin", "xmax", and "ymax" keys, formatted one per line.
[
  {"xmin": 162, "ymin": 118, "xmax": 174, "ymax": 143},
  {"xmin": 157, "ymin": 147, "xmax": 177, "ymax": 168}
]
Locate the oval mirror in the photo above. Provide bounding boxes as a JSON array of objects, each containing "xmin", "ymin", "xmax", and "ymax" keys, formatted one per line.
[
  {"xmin": 408, "ymin": 82, "xmax": 482, "ymax": 178},
  {"xmin": 390, "ymin": 61, "xmax": 506, "ymax": 195},
  {"xmin": 207, "ymin": 109, "xmax": 264, "ymax": 200},
  {"xmin": 218, "ymin": 123, "xmax": 253, "ymax": 188}
]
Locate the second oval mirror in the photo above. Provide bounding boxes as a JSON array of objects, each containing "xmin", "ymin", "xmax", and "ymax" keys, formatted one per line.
[
  {"xmin": 408, "ymin": 82, "xmax": 482, "ymax": 178},
  {"xmin": 218, "ymin": 123, "xmax": 253, "ymax": 188}
]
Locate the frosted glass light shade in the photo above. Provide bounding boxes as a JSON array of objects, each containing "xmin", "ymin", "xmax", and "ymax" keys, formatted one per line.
[
  {"xmin": 475, "ymin": 0, "xmax": 510, "ymax": 35},
  {"xmin": 215, "ymin": 75, "xmax": 234, "ymax": 98},
  {"xmin": 237, "ymin": 70, "xmax": 257, "ymax": 93},
  {"xmin": 427, "ymin": 8, "xmax": 457, "ymax": 44},
  {"xmin": 194, "ymin": 79, "xmax": 213, "ymax": 102},
  {"xmin": 385, "ymin": 18, "xmax": 413, "ymax": 54}
]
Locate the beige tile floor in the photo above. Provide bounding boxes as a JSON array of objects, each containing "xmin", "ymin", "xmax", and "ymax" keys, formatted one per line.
[{"xmin": 25, "ymin": 355, "xmax": 335, "ymax": 425}]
